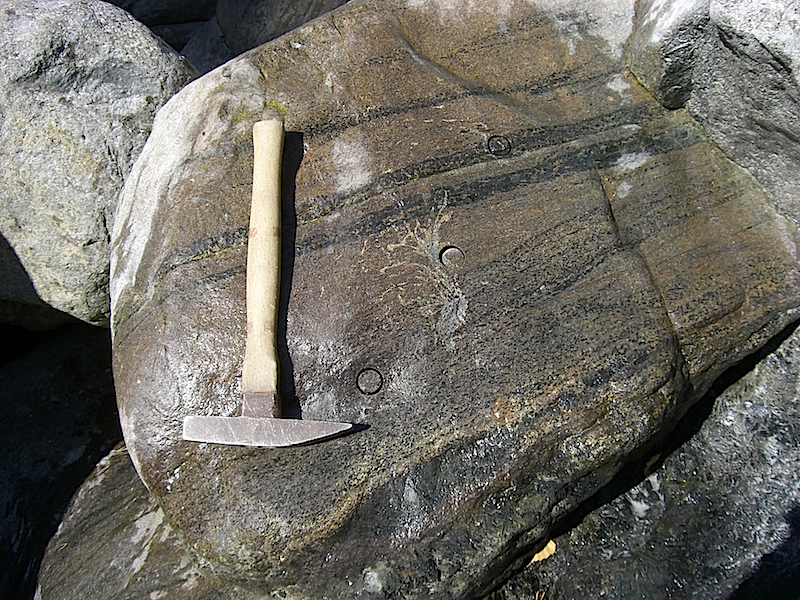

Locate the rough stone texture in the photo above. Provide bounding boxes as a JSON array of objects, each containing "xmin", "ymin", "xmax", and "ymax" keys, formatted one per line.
[
  {"xmin": 216, "ymin": 0, "xmax": 352, "ymax": 56},
  {"xmin": 32, "ymin": 331, "xmax": 800, "ymax": 600},
  {"xmin": 35, "ymin": 445, "xmax": 270, "ymax": 600},
  {"xmin": 492, "ymin": 321, "xmax": 800, "ymax": 600},
  {"xmin": 0, "ymin": 324, "xmax": 121, "ymax": 600},
  {"xmin": 629, "ymin": 0, "xmax": 800, "ymax": 224},
  {"xmin": 0, "ymin": 0, "xmax": 196, "ymax": 328},
  {"xmin": 0, "ymin": 235, "xmax": 77, "ymax": 330},
  {"xmin": 109, "ymin": 0, "xmax": 800, "ymax": 597}
]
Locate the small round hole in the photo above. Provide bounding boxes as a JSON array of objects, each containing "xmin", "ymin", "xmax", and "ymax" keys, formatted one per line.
[
  {"xmin": 439, "ymin": 245, "xmax": 465, "ymax": 270},
  {"xmin": 356, "ymin": 368, "xmax": 383, "ymax": 395},
  {"xmin": 487, "ymin": 135, "xmax": 511, "ymax": 156}
]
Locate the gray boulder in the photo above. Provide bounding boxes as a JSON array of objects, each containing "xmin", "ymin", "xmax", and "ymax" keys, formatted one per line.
[
  {"xmin": 149, "ymin": 21, "xmax": 207, "ymax": 52},
  {"xmin": 0, "ymin": 235, "xmax": 75, "ymax": 330},
  {"xmin": 0, "ymin": 324, "xmax": 121, "ymax": 600},
  {"xmin": 629, "ymin": 0, "xmax": 800, "ymax": 224},
  {"xmin": 35, "ymin": 445, "xmax": 268, "ymax": 600},
  {"xmin": 108, "ymin": 0, "xmax": 800, "ymax": 597},
  {"xmin": 180, "ymin": 0, "xmax": 353, "ymax": 75},
  {"xmin": 180, "ymin": 15, "xmax": 234, "ymax": 74},
  {"xmin": 0, "ymin": 0, "xmax": 196, "ymax": 328},
  {"xmin": 494, "ymin": 321, "xmax": 800, "ymax": 599}
]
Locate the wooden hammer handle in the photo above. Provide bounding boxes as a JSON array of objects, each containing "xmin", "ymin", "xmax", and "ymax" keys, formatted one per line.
[{"xmin": 241, "ymin": 119, "xmax": 284, "ymax": 397}]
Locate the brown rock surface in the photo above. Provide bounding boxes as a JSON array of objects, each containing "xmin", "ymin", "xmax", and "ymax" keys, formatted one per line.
[{"xmin": 109, "ymin": 1, "xmax": 800, "ymax": 597}]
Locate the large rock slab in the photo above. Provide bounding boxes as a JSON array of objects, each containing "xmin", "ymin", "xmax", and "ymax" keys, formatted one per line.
[
  {"xmin": 0, "ymin": 0, "xmax": 196, "ymax": 327},
  {"xmin": 494, "ymin": 321, "xmax": 800, "ymax": 599},
  {"xmin": 109, "ymin": 0, "xmax": 800, "ymax": 597},
  {"xmin": 35, "ymin": 329, "xmax": 800, "ymax": 600},
  {"xmin": 629, "ymin": 0, "xmax": 800, "ymax": 223}
]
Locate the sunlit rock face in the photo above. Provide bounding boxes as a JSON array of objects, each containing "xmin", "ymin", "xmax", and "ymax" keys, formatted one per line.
[
  {"xmin": 109, "ymin": 0, "xmax": 800, "ymax": 597},
  {"xmin": 629, "ymin": 0, "xmax": 800, "ymax": 224},
  {"xmin": 495, "ymin": 322, "xmax": 800, "ymax": 600},
  {"xmin": 0, "ymin": 0, "xmax": 196, "ymax": 328}
]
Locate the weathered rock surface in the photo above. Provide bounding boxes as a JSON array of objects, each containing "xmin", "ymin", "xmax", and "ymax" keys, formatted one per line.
[
  {"xmin": 0, "ymin": 0, "xmax": 196, "ymax": 328},
  {"xmin": 35, "ymin": 445, "xmax": 269, "ymax": 600},
  {"xmin": 35, "ymin": 446, "xmax": 266, "ymax": 600},
  {"xmin": 0, "ymin": 235, "xmax": 76, "ymax": 330},
  {"xmin": 0, "ymin": 324, "xmax": 121, "ymax": 600},
  {"xmin": 109, "ymin": 0, "xmax": 800, "ymax": 597},
  {"xmin": 33, "ymin": 328, "xmax": 800, "ymax": 600},
  {"xmin": 629, "ymin": 0, "xmax": 800, "ymax": 223},
  {"xmin": 493, "ymin": 321, "xmax": 800, "ymax": 600}
]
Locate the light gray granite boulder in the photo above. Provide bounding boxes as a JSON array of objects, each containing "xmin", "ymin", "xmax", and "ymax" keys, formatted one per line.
[
  {"xmin": 0, "ymin": 0, "xmax": 196, "ymax": 328},
  {"xmin": 629, "ymin": 0, "xmax": 800, "ymax": 223}
]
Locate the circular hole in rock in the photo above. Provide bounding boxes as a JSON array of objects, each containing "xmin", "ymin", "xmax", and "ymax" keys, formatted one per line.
[
  {"xmin": 439, "ymin": 245, "xmax": 465, "ymax": 270},
  {"xmin": 356, "ymin": 368, "xmax": 383, "ymax": 395}
]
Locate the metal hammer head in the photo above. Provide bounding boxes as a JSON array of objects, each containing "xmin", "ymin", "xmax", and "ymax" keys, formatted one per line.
[{"xmin": 182, "ymin": 403, "xmax": 353, "ymax": 448}]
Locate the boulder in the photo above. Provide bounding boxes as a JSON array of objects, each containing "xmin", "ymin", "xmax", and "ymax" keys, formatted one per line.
[
  {"xmin": 180, "ymin": 1, "xmax": 353, "ymax": 75},
  {"xmin": 629, "ymin": 0, "xmax": 800, "ymax": 224},
  {"xmin": 35, "ymin": 445, "xmax": 267, "ymax": 600},
  {"xmin": 0, "ymin": 234, "xmax": 75, "ymax": 331},
  {"xmin": 0, "ymin": 0, "xmax": 196, "ymax": 328},
  {"xmin": 33, "ymin": 332, "xmax": 800, "ymax": 600},
  {"xmin": 109, "ymin": 0, "xmax": 800, "ymax": 597},
  {"xmin": 180, "ymin": 15, "xmax": 234, "ymax": 74},
  {"xmin": 493, "ymin": 321, "xmax": 800, "ymax": 599},
  {"xmin": 150, "ymin": 21, "xmax": 207, "ymax": 52},
  {"xmin": 0, "ymin": 324, "xmax": 121, "ymax": 600}
]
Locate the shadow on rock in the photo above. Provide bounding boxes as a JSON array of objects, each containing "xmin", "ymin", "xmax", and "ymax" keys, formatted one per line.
[
  {"xmin": 730, "ymin": 505, "xmax": 800, "ymax": 600},
  {"xmin": 488, "ymin": 318, "xmax": 800, "ymax": 599},
  {"xmin": 0, "ymin": 324, "xmax": 122, "ymax": 600},
  {"xmin": 0, "ymin": 234, "xmax": 77, "ymax": 332}
]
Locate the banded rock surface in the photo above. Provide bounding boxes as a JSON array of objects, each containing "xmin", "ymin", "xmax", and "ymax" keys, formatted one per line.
[
  {"xmin": 110, "ymin": 0, "xmax": 800, "ymax": 597},
  {"xmin": 629, "ymin": 0, "xmax": 800, "ymax": 223},
  {"xmin": 36, "ymin": 445, "xmax": 262, "ymax": 600},
  {"xmin": 495, "ymin": 321, "xmax": 800, "ymax": 599},
  {"xmin": 37, "ymin": 325, "xmax": 800, "ymax": 599}
]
